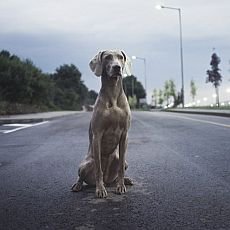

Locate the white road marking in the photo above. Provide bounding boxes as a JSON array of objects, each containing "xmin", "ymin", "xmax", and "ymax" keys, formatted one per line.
[
  {"xmin": 0, "ymin": 130, "xmax": 8, "ymax": 133},
  {"xmin": 3, "ymin": 123, "xmax": 32, "ymax": 127},
  {"xmin": 1, "ymin": 121, "xmax": 49, "ymax": 134},
  {"xmin": 164, "ymin": 113, "xmax": 230, "ymax": 129}
]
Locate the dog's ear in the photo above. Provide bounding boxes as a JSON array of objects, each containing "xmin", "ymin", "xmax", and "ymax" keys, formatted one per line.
[
  {"xmin": 89, "ymin": 51, "xmax": 105, "ymax": 77},
  {"xmin": 121, "ymin": 50, "xmax": 127, "ymax": 63},
  {"xmin": 121, "ymin": 51, "xmax": 132, "ymax": 76}
]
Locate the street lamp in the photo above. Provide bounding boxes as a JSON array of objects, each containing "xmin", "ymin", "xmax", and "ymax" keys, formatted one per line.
[
  {"xmin": 131, "ymin": 55, "xmax": 147, "ymax": 100},
  {"xmin": 156, "ymin": 4, "xmax": 185, "ymax": 108}
]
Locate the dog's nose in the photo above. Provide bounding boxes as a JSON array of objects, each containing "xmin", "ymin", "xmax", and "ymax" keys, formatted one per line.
[{"xmin": 113, "ymin": 65, "xmax": 121, "ymax": 72}]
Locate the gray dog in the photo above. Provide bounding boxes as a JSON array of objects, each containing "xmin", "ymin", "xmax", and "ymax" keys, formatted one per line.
[{"xmin": 71, "ymin": 50, "xmax": 133, "ymax": 198}]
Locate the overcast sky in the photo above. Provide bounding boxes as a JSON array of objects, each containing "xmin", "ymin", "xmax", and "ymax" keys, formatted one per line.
[{"xmin": 1, "ymin": 0, "xmax": 230, "ymax": 105}]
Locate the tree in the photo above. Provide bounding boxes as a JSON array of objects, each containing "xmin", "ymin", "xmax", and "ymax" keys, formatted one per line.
[
  {"xmin": 158, "ymin": 89, "xmax": 164, "ymax": 106},
  {"xmin": 86, "ymin": 90, "xmax": 98, "ymax": 105},
  {"xmin": 123, "ymin": 75, "xmax": 146, "ymax": 108},
  {"xmin": 164, "ymin": 80, "xmax": 170, "ymax": 106},
  {"xmin": 206, "ymin": 53, "xmax": 222, "ymax": 107},
  {"xmin": 52, "ymin": 64, "xmax": 89, "ymax": 110},
  {"xmin": 23, "ymin": 59, "xmax": 54, "ymax": 106},
  {"xmin": 152, "ymin": 88, "xmax": 158, "ymax": 107},
  {"xmin": 0, "ymin": 50, "xmax": 10, "ymax": 58},
  {"xmin": 190, "ymin": 79, "xmax": 197, "ymax": 103},
  {"xmin": 168, "ymin": 79, "xmax": 177, "ymax": 102},
  {"xmin": 0, "ymin": 52, "xmax": 50, "ymax": 105},
  {"xmin": 164, "ymin": 80, "xmax": 176, "ymax": 106},
  {"xmin": 128, "ymin": 95, "xmax": 137, "ymax": 109},
  {"xmin": 163, "ymin": 79, "xmax": 180, "ymax": 107}
]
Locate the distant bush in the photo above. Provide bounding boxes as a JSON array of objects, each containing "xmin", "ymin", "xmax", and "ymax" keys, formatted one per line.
[{"xmin": 0, "ymin": 101, "xmax": 52, "ymax": 115}]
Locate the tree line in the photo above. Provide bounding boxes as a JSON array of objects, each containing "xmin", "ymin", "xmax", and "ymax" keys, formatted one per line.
[
  {"xmin": 0, "ymin": 50, "xmax": 147, "ymax": 114},
  {"xmin": 0, "ymin": 50, "xmax": 97, "ymax": 114}
]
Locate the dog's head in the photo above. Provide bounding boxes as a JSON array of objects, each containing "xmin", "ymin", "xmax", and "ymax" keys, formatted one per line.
[{"xmin": 89, "ymin": 50, "xmax": 131, "ymax": 78}]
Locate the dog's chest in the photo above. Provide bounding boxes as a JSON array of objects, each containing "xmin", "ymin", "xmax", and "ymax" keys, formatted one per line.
[
  {"xmin": 102, "ymin": 106, "xmax": 130, "ymax": 129},
  {"xmin": 100, "ymin": 106, "xmax": 130, "ymax": 155}
]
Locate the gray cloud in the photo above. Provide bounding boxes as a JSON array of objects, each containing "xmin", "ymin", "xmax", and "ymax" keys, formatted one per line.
[{"xmin": 0, "ymin": 0, "xmax": 230, "ymax": 104}]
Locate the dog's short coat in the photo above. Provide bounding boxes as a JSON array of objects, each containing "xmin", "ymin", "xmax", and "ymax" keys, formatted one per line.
[{"xmin": 71, "ymin": 50, "xmax": 132, "ymax": 198}]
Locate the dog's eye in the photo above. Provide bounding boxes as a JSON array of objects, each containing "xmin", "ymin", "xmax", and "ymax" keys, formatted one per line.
[
  {"xmin": 117, "ymin": 55, "xmax": 124, "ymax": 60},
  {"xmin": 105, "ymin": 54, "xmax": 113, "ymax": 60}
]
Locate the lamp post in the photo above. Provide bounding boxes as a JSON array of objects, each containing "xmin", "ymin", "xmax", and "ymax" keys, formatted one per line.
[
  {"xmin": 156, "ymin": 5, "xmax": 185, "ymax": 107},
  {"xmin": 131, "ymin": 55, "xmax": 147, "ymax": 101}
]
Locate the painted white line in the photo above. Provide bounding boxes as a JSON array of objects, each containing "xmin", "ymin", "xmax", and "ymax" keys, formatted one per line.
[
  {"xmin": 0, "ymin": 130, "xmax": 8, "ymax": 133},
  {"xmin": 3, "ymin": 123, "xmax": 32, "ymax": 127},
  {"xmin": 2, "ymin": 121, "xmax": 49, "ymax": 134},
  {"xmin": 165, "ymin": 113, "xmax": 230, "ymax": 129},
  {"xmin": 3, "ymin": 126, "xmax": 29, "ymax": 134},
  {"xmin": 29, "ymin": 121, "xmax": 49, "ymax": 127}
]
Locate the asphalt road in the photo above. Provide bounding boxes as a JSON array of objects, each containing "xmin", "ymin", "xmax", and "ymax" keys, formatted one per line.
[{"xmin": 0, "ymin": 111, "xmax": 230, "ymax": 230}]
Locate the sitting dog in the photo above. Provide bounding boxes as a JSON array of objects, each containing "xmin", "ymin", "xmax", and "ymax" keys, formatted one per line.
[{"xmin": 71, "ymin": 50, "xmax": 133, "ymax": 198}]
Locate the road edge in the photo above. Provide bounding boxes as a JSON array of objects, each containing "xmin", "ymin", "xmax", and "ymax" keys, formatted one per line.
[
  {"xmin": 165, "ymin": 109, "xmax": 230, "ymax": 118},
  {"xmin": 0, "ymin": 111, "xmax": 85, "ymax": 125}
]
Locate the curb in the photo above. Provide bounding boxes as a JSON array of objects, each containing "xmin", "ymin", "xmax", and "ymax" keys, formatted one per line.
[
  {"xmin": 0, "ymin": 118, "xmax": 45, "ymax": 125},
  {"xmin": 0, "ymin": 111, "xmax": 83, "ymax": 125},
  {"xmin": 165, "ymin": 109, "xmax": 230, "ymax": 118}
]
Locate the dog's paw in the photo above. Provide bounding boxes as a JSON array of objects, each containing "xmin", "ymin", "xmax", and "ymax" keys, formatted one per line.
[
  {"xmin": 96, "ymin": 185, "xmax": 108, "ymax": 198},
  {"xmin": 124, "ymin": 177, "xmax": 134, "ymax": 186},
  {"xmin": 71, "ymin": 182, "xmax": 83, "ymax": 192},
  {"xmin": 116, "ymin": 183, "xmax": 126, "ymax": 195}
]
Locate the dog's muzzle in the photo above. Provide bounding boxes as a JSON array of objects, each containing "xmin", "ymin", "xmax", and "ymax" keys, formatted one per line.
[{"xmin": 111, "ymin": 65, "xmax": 122, "ymax": 78}]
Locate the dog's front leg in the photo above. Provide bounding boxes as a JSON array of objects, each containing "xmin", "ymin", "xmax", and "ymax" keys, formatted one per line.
[
  {"xmin": 116, "ymin": 131, "xmax": 128, "ymax": 194},
  {"xmin": 93, "ymin": 134, "xmax": 107, "ymax": 198}
]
